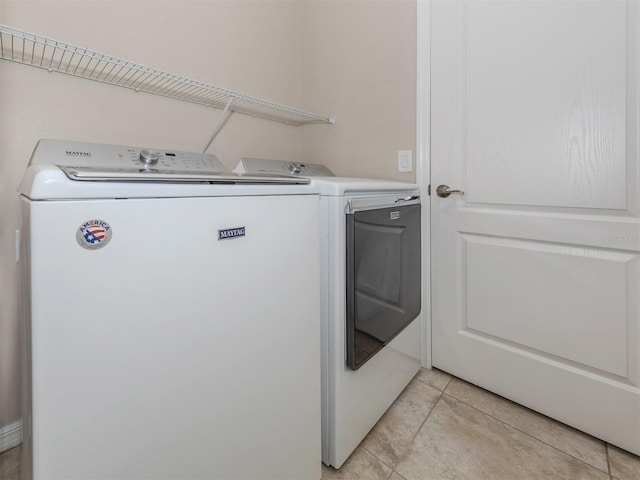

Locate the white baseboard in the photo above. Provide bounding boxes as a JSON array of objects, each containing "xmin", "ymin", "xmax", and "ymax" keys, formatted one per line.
[{"xmin": 0, "ymin": 420, "xmax": 23, "ymax": 453}]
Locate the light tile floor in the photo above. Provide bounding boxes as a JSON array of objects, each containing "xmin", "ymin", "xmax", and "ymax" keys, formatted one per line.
[
  {"xmin": 322, "ymin": 368, "xmax": 640, "ymax": 480},
  {"xmin": 1, "ymin": 368, "xmax": 638, "ymax": 480}
]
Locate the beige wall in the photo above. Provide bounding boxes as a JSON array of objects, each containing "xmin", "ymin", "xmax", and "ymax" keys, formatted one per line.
[
  {"xmin": 300, "ymin": 0, "xmax": 417, "ymax": 181},
  {"xmin": 0, "ymin": 0, "xmax": 417, "ymax": 434}
]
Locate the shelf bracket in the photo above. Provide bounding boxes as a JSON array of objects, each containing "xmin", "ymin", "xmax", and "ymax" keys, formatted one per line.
[{"xmin": 202, "ymin": 95, "xmax": 236, "ymax": 153}]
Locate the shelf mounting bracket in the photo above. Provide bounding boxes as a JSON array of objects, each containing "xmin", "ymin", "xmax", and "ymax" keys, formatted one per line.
[{"xmin": 202, "ymin": 95, "xmax": 236, "ymax": 153}]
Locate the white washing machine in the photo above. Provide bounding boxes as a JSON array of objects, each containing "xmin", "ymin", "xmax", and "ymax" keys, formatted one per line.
[
  {"xmin": 18, "ymin": 140, "xmax": 322, "ymax": 479},
  {"xmin": 235, "ymin": 159, "xmax": 422, "ymax": 468}
]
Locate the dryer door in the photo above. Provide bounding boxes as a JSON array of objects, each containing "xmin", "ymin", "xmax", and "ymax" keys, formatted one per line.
[{"xmin": 346, "ymin": 198, "xmax": 421, "ymax": 370}]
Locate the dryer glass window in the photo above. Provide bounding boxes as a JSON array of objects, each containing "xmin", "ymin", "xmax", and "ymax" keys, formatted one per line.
[{"xmin": 346, "ymin": 203, "xmax": 421, "ymax": 370}]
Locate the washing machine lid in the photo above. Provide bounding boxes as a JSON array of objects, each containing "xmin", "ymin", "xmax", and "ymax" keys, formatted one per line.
[{"xmin": 19, "ymin": 140, "xmax": 315, "ymax": 200}]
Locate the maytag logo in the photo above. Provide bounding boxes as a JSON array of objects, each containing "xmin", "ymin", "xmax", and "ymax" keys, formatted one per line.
[
  {"xmin": 390, "ymin": 211, "xmax": 400, "ymax": 220},
  {"xmin": 65, "ymin": 150, "xmax": 92, "ymax": 157},
  {"xmin": 218, "ymin": 227, "xmax": 246, "ymax": 240}
]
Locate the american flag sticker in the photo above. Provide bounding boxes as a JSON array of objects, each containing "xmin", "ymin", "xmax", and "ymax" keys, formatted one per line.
[{"xmin": 76, "ymin": 220, "xmax": 112, "ymax": 250}]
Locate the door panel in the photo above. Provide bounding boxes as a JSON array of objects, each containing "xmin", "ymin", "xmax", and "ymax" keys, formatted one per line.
[
  {"xmin": 465, "ymin": 1, "xmax": 628, "ymax": 209},
  {"xmin": 464, "ymin": 234, "xmax": 632, "ymax": 377},
  {"xmin": 431, "ymin": 0, "xmax": 640, "ymax": 454}
]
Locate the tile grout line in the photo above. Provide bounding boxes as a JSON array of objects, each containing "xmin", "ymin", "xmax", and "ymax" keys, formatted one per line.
[
  {"xmin": 362, "ymin": 373, "xmax": 453, "ymax": 480},
  {"xmin": 441, "ymin": 391, "xmax": 611, "ymax": 476},
  {"xmin": 387, "ymin": 376, "xmax": 453, "ymax": 478},
  {"xmin": 361, "ymin": 373, "xmax": 451, "ymax": 480},
  {"xmin": 406, "ymin": 374, "xmax": 453, "ymax": 450},
  {"xmin": 359, "ymin": 444, "xmax": 395, "ymax": 477},
  {"xmin": 605, "ymin": 443, "xmax": 613, "ymax": 479},
  {"xmin": 391, "ymin": 470, "xmax": 408, "ymax": 480}
]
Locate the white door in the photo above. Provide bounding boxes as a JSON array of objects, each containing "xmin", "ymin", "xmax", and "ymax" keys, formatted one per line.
[{"xmin": 430, "ymin": 0, "xmax": 640, "ymax": 454}]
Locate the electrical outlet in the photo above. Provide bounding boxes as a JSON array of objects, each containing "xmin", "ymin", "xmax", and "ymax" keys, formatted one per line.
[{"xmin": 398, "ymin": 150, "xmax": 412, "ymax": 173}]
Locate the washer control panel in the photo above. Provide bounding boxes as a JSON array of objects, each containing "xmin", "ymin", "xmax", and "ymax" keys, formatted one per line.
[
  {"xmin": 30, "ymin": 139, "xmax": 227, "ymax": 174},
  {"xmin": 234, "ymin": 157, "xmax": 335, "ymax": 177}
]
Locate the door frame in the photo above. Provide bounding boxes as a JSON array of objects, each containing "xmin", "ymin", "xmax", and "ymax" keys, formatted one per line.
[{"xmin": 416, "ymin": 0, "xmax": 432, "ymax": 368}]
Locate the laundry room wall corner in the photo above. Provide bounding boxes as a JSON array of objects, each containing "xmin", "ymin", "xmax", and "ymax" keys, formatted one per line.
[
  {"xmin": 0, "ymin": 0, "xmax": 24, "ymax": 447},
  {"xmin": 299, "ymin": 0, "xmax": 417, "ymax": 182},
  {"xmin": 0, "ymin": 0, "xmax": 306, "ymax": 442}
]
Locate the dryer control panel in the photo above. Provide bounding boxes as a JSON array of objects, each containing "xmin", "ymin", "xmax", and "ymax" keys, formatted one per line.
[{"xmin": 234, "ymin": 158, "xmax": 335, "ymax": 177}]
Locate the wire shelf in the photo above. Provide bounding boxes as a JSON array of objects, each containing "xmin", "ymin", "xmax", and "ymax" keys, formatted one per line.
[{"xmin": 0, "ymin": 24, "xmax": 335, "ymax": 126}]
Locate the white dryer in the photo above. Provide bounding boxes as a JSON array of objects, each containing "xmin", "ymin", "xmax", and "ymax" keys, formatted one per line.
[
  {"xmin": 19, "ymin": 141, "xmax": 322, "ymax": 479},
  {"xmin": 235, "ymin": 159, "xmax": 422, "ymax": 468}
]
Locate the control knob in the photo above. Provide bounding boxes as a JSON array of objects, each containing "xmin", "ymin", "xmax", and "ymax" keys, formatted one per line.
[
  {"xmin": 289, "ymin": 163, "xmax": 302, "ymax": 174},
  {"xmin": 139, "ymin": 149, "xmax": 160, "ymax": 165}
]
